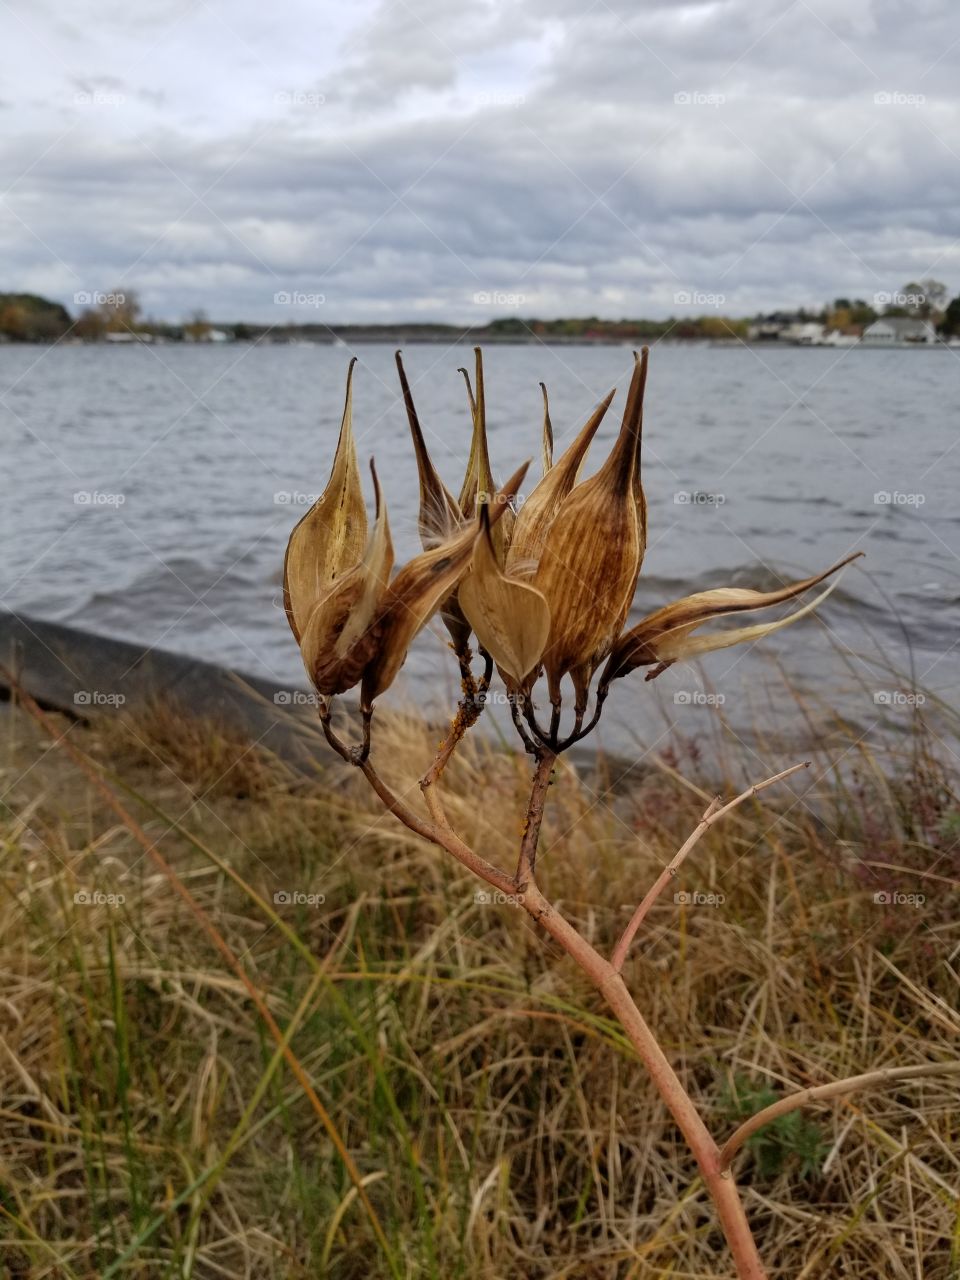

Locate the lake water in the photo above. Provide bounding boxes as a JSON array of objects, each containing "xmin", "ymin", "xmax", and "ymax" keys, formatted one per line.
[{"xmin": 2, "ymin": 340, "xmax": 957, "ymax": 759}]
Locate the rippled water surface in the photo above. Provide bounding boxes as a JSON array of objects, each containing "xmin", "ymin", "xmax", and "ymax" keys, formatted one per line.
[{"xmin": 2, "ymin": 341, "xmax": 957, "ymax": 754}]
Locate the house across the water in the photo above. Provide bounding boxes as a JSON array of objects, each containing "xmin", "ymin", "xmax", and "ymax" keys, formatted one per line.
[{"xmin": 861, "ymin": 317, "xmax": 937, "ymax": 345}]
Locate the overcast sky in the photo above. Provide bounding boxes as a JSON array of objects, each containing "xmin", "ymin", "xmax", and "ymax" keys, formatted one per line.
[{"xmin": 2, "ymin": 0, "xmax": 958, "ymax": 323}]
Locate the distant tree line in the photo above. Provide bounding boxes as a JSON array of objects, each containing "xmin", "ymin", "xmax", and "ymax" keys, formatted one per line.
[
  {"xmin": 2, "ymin": 279, "xmax": 960, "ymax": 344},
  {"xmin": 0, "ymin": 293, "xmax": 72, "ymax": 342}
]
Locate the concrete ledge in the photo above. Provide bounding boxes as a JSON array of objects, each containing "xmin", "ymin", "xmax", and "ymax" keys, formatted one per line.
[{"xmin": 0, "ymin": 611, "xmax": 332, "ymax": 771}]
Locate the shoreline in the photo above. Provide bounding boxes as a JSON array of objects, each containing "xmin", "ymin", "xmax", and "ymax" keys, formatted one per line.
[
  {"xmin": 2, "ymin": 610, "xmax": 951, "ymax": 790},
  {"xmin": 3, "ymin": 334, "xmax": 958, "ymax": 349}
]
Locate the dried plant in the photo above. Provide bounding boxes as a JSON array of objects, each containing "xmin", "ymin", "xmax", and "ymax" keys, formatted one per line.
[{"xmin": 282, "ymin": 348, "xmax": 950, "ymax": 1278}]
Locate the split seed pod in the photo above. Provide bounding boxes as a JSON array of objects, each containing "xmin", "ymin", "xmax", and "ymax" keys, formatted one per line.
[
  {"xmin": 540, "ymin": 382, "xmax": 554, "ymax": 476},
  {"xmin": 458, "ymin": 506, "xmax": 551, "ymax": 687},
  {"xmin": 535, "ymin": 348, "xmax": 649, "ymax": 707},
  {"xmin": 601, "ymin": 552, "xmax": 864, "ymax": 685},
  {"xmin": 300, "ymin": 462, "xmax": 394, "ymax": 695},
  {"xmin": 360, "ymin": 461, "xmax": 530, "ymax": 711},
  {"xmin": 396, "ymin": 349, "xmax": 474, "ymax": 651},
  {"xmin": 396, "ymin": 351, "xmax": 461, "ymax": 548},
  {"xmin": 506, "ymin": 387, "xmax": 616, "ymax": 579},
  {"xmin": 283, "ymin": 358, "xmax": 366, "ymax": 643}
]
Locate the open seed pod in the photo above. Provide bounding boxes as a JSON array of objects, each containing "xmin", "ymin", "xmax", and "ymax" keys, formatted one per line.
[
  {"xmin": 458, "ymin": 506, "xmax": 551, "ymax": 688},
  {"xmin": 300, "ymin": 462, "xmax": 394, "ymax": 695},
  {"xmin": 360, "ymin": 461, "xmax": 530, "ymax": 711},
  {"xmin": 535, "ymin": 349, "xmax": 649, "ymax": 709},
  {"xmin": 283, "ymin": 358, "xmax": 366, "ymax": 644},
  {"xmin": 601, "ymin": 553, "xmax": 863, "ymax": 685}
]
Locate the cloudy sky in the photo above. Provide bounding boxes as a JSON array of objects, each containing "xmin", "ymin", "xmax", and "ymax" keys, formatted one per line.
[{"xmin": 2, "ymin": 0, "xmax": 959, "ymax": 323}]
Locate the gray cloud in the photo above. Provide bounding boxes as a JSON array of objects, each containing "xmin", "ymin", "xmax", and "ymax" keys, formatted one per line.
[{"xmin": 1, "ymin": 0, "xmax": 958, "ymax": 321}]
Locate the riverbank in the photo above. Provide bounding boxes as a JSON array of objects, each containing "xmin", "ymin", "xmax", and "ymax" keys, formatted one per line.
[{"xmin": 1, "ymin": 629, "xmax": 957, "ymax": 1276}]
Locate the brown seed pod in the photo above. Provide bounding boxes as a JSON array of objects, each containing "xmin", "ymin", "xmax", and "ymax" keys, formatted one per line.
[
  {"xmin": 283, "ymin": 358, "xmax": 366, "ymax": 643},
  {"xmin": 506, "ymin": 387, "xmax": 616, "ymax": 579},
  {"xmin": 360, "ymin": 461, "xmax": 530, "ymax": 711},
  {"xmin": 459, "ymin": 507, "xmax": 551, "ymax": 686},
  {"xmin": 300, "ymin": 461, "xmax": 394, "ymax": 696},
  {"xmin": 601, "ymin": 552, "xmax": 864, "ymax": 685},
  {"xmin": 535, "ymin": 349, "xmax": 649, "ymax": 708}
]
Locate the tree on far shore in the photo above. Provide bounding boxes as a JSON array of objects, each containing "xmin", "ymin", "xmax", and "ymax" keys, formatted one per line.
[{"xmin": 939, "ymin": 293, "xmax": 960, "ymax": 337}]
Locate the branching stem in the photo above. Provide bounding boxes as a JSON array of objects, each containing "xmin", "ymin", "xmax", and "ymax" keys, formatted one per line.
[
  {"xmin": 515, "ymin": 750, "xmax": 555, "ymax": 885},
  {"xmin": 346, "ymin": 725, "xmax": 768, "ymax": 1278},
  {"xmin": 611, "ymin": 761, "xmax": 810, "ymax": 972},
  {"xmin": 719, "ymin": 1061, "xmax": 960, "ymax": 1171}
]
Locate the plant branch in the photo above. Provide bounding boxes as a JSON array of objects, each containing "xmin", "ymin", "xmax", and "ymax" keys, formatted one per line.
[
  {"xmin": 348, "ymin": 738, "xmax": 767, "ymax": 1278},
  {"xmin": 510, "ymin": 694, "xmax": 539, "ymax": 755},
  {"xmin": 515, "ymin": 750, "xmax": 555, "ymax": 886},
  {"xmin": 511, "ymin": 877, "xmax": 767, "ymax": 1278},
  {"xmin": 611, "ymin": 761, "xmax": 810, "ymax": 972},
  {"xmin": 418, "ymin": 647, "xmax": 494, "ymax": 832},
  {"xmin": 318, "ymin": 698, "xmax": 371, "ymax": 765},
  {"xmin": 358, "ymin": 756, "xmax": 518, "ymax": 898},
  {"xmin": 421, "ymin": 644, "xmax": 492, "ymax": 791},
  {"xmin": 719, "ymin": 1061, "xmax": 960, "ymax": 1172}
]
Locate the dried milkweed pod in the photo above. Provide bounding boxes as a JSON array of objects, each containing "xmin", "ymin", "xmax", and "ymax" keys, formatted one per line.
[
  {"xmin": 300, "ymin": 462, "xmax": 394, "ymax": 695},
  {"xmin": 396, "ymin": 349, "xmax": 475, "ymax": 652},
  {"xmin": 506, "ymin": 387, "xmax": 615, "ymax": 579},
  {"xmin": 535, "ymin": 349, "xmax": 649, "ymax": 709},
  {"xmin": 539, "ymin": 382, "xmax": 553, "ymax": 476},
  {"xmin": 458, "ymin": 506, "xmax": 551, "ymax": 687},
  {"xmin": 283, "ymin": 357, "xmax": 366, "ymax": 643},
  {"xmin": 601, "ymin": 552, "xmax": 863, "ymax": 686},
  {"xmin": 360, "ymin": 461, "xmax": 530, "ymax": 711},
  {"xmin": 458, "ymin": 348, "xmax": 497, "ymax": 520},
  {"xmin": 396, "ymin": 351, "xmax": 461, "ymax": 549},
  {"xmin": 286, "ymin": 346, "xmax": 863, "ymax": 761}
]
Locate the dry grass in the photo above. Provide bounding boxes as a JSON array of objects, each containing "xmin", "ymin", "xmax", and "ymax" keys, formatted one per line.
[{"xmin": 0, "ymin": 691, "xmax": 958, "ymax": 1278}]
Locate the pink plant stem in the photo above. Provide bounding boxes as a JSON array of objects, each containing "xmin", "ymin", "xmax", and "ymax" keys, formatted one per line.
[
  {"xmin": 611, "ymin": 761, "xmax": 810, "ymax": 972},
  {"xmin": 519, "ymin": 877, "xmax": 767, "ymax": 1279},
  {"xmin": 350, "ymin": 744, "xmax": 768, "ymax": 1278},
  {"xmin": 719, "ymin": 1060, "xmax": 960, "ymax": 1172}
]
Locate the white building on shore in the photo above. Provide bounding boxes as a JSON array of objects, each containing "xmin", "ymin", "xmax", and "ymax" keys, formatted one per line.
[{"xmin": 861, "ymin": 317, "xmax": 937, "ymax": 345}]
